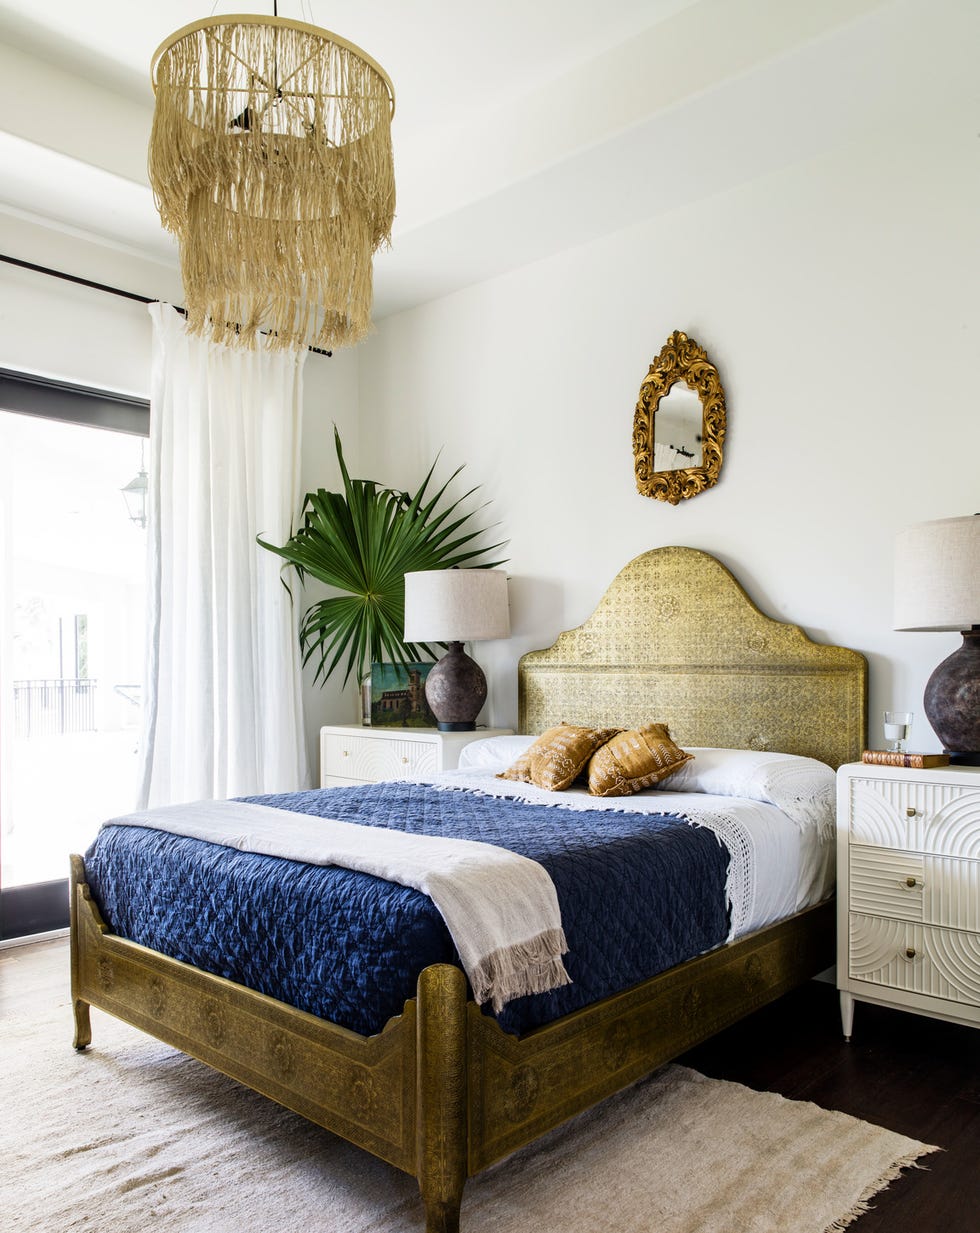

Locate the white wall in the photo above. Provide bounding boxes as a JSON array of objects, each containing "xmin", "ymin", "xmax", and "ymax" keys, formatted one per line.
[
  {"xmin": 358, "ymin": 108, "xmax": 980, "ymax": 752},
  {"xmin": 4, "ymin": 34, "xmax": 977, "ymax": 768}
]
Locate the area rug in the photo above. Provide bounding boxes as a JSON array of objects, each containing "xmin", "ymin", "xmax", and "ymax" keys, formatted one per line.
[{"xmin": 2, "ymin": 997, "xmax": 938, "ymax": 1233}]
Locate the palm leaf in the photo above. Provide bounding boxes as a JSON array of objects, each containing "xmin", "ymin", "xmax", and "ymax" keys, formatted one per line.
[{"xmin": 258, "ymin": 428, "xmax": 507, "ymax": 686}]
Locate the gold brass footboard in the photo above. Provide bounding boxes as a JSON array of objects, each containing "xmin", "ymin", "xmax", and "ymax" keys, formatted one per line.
[
  {"xmin": 70, "ymin": 854, "xmax": 834, "ymax": 1232},
  {"xmin": 70, "ymin": 854, "xmax": 422, "ymax": 1172}
]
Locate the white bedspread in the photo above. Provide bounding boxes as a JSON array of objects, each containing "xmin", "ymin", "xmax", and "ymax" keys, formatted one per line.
[{"xmin": 105, "ymin": 800, "xmax": 570, "ymax": 1013}]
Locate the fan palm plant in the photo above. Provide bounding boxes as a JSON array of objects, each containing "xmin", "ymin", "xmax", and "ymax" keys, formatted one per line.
[{"xmin": 258, "ymin": 428, "xmax": 506, "ymax": 687}]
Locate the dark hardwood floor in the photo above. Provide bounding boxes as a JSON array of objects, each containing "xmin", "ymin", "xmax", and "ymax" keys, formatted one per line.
[
  {"xmin": 6, "ymin": 941, "xmax": 978, "ymax": 1231},
  {"xmin": 680, "ymin": 980, "xmax": 980, "ymax": 1233}
]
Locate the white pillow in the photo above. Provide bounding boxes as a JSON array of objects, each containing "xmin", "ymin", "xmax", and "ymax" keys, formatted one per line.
[
  {"xmin": 656, "ymin": 748, "xmax": 836, "ymax": 833},
  {"xmin": 458, "ymin": 734, "xmax": 536, "ymax": 773}
]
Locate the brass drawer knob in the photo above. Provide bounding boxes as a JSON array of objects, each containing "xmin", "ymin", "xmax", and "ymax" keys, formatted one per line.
[
  {"xmin": 905, "ymin": 807, "xmax": 917, "ymax": 818},
  {"xmin": 904, "ymin": 947, "xmax": 917, "ymax": 960},
  {"xmin": 905, "ymin": 876, "xmax": 918, "ymax": 888},
  {"xmin": 342, "ymin": 749, "xmax": 349, "ymax": 757},
  {"xmin": 401, "ymin": 756, "xmax": 409, "ymax": 764}
]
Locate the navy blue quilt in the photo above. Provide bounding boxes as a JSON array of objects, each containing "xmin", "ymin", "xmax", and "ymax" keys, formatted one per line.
[{"xmin": 84, "ymin": 781, "xmax": 730, "ymax": 1037}]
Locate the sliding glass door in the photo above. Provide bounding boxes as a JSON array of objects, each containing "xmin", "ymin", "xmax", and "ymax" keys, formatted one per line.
[{"xmin": 0, "ymin": 403, "xmax": 148, "ymax": 939}]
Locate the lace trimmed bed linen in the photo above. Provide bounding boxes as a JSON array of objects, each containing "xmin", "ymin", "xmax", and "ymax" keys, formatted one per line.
[
  {"xmin": 451, "ymin": 741, "xmax": 839, "ymax": 926},
  {"xmin": 653, "ymin": 748, "xmax": 837, "ymax": 839},
  {"xmin": 440, "ymin": 773, "xmax": 758, "ymax": 937}
]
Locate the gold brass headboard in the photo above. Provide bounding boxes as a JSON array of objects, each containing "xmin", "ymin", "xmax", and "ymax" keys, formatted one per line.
[{"xmin": 518, "ymin": 547, "xmax": 867, "ymax": 769}]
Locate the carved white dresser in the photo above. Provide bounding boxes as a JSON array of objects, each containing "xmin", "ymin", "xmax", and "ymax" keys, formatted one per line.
[
  {"xmin": 320, "ymin": 725, "xmax": 512, "ymax": 787},
  {"xmin": 836, "ymin": 762, "xmax": 980, "ymax": 1038}
]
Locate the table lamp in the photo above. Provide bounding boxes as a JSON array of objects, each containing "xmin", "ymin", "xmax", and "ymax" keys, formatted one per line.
[
  {"xmin": 403, "ymin": 569, "xmax": 510, "ymax": 731},
  {"xmin": 894, "ymin": 514, "xmax": 980, "ymax": 764}
]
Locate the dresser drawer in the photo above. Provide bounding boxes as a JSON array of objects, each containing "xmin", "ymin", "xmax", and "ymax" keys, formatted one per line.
[
  {"xmin": 847, "ymin": 777, "xmax": 980, "ymax": 858},
  {"xmin": 848, "ymin": 846, "xmax": 924, "ymax": 921},
  {"xmin": 849, "ymin": 846, "xmax": 980, "ymax": 932},
  {"xmin": 322, "ymin": 732, "xmax": 438, "ymax": 782},
  {"xmin": 848, "ymin": 912, "xmax": 980, "ymax": 1006}
]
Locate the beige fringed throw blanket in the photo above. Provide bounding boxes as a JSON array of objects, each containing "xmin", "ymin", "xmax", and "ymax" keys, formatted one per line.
[{"xmin": 105, "ymin": 800, "xmax": 570, "ymax": 1012}]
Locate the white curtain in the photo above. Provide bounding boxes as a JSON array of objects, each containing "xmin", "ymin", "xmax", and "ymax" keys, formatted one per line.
[{"xmin": 137, "ymin": 304, "xmax": 310, "ymax": 807}]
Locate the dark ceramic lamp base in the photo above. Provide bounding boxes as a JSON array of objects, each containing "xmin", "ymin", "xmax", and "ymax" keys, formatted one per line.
[
  {"xmin": 424, "ymin": 641, "xmax": 487, "ymax": 732},
  {"xmin": 924, "ymin": 627, "xmax": 980, "ymax": 765}
]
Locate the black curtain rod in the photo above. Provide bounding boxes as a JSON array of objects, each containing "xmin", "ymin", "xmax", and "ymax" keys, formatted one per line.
[
  {"xmin": 2, "ymin": 252, "xmax": 164, "ymax": 307},
  {"xmin": 0, "ymin": 253, "xmax": 332, "ymax": 357}
]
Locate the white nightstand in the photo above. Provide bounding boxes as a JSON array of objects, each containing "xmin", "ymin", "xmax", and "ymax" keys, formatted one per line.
[
  {"xmin": 320, "ymin": 725, "xmax": 514, "ymax": 787},
  {"xmin": 836, "ymin": 761, "xmax": 980, "ymax": 1039}
]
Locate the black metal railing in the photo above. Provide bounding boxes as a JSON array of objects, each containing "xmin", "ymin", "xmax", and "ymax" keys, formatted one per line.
[{"xmin": 13, "ymin": 679, "xmax": 96, "ymax": 738}]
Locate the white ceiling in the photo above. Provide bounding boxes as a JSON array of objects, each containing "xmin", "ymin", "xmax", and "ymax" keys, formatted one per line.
[
  {"xmin": 0, "ymin": 0, "xmax": 965, "ymax": 319},
  {"xmin": 0, "ymin": 1, "xmax": 698, "ymax": 130}
]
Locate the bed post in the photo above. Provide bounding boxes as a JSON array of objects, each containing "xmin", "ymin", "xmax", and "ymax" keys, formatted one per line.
[
  {"xmin": 69, "ymin": 854, "xmax": 92, "ymax": 1051},
  {"xmin": 416, "ymin": 964, "xmax": 468, "ymax": 1233}
]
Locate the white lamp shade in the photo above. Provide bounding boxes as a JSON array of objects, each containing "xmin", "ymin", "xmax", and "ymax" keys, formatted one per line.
[
  {"xmin": 894, "ymin": 515, "xmax": 980, "ymax": 631},
  {"xmin": 404, "ymin": 569, "xmax": 510, "ymax": 642}
]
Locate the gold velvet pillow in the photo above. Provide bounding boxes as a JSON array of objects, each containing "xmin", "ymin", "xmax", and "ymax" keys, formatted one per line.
[
  {"xmin": 498, "ymin": 724, "xmax": 622, "ymax": 792},
  {"xmin": 587, "ymin": 723, "xmax": 693, "ymax": 797}
]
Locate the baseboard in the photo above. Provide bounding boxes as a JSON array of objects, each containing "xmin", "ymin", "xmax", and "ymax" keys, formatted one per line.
[{"xmin": 0, "ymin": 927, "xmax": 70, "ymax": 950}]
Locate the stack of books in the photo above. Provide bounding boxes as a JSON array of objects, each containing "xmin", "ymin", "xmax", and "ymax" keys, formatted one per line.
[{"xmin": 861, "ymin": 750, "xmax": 950, "ymax": 769}]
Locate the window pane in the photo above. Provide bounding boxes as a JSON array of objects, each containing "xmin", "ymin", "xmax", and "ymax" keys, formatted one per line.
[{"xmin": 0, "ymin": 410, "xmax": 147, "ymax": 889}]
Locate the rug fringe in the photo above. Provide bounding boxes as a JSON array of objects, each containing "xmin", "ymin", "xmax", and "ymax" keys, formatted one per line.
[{"xmin": 823, "ymin": 1145, "xmax": 943, "ymax": 1233}]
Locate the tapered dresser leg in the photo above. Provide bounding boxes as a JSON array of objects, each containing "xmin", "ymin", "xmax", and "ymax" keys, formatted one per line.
[
  {"xmin": 839, "ymin": 990, "xmax": 855, "ymax": 1042},
  {"xmin": 416, "ymin": 964, "xmax": 468, "ymax": 1233}
]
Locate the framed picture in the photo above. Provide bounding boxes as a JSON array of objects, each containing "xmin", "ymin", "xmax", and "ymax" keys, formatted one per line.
[{"xmin": 370, "ymin": 662, "xmax": 437, "ymax": 728}]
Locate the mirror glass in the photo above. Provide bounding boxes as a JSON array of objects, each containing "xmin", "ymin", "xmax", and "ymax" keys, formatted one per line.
[{"xmin": 652, "ymin": 380, "xmax": 702, "ymax": 471}]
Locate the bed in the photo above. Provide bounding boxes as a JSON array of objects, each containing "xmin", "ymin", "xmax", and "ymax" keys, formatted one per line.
[{"xmin": 70, "ymin": 545, "xmax": 867, "ymax": 1232}]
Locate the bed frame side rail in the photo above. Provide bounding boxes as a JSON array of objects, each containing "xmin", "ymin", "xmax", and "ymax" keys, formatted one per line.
[{"xmin": 466, "ymin": 899, "xmax": 835, "ymax": 1172}]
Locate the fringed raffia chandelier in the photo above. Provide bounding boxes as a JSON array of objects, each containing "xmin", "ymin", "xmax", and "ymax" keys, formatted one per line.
[{"xmin": 148, "ymin": 9, "xmax": 395, "ymax": 352}]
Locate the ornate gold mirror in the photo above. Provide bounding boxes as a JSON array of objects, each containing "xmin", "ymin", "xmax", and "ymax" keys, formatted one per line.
[{"xmin": 632, "ymin": 330, "xmax": 727, "ymax": 504}]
